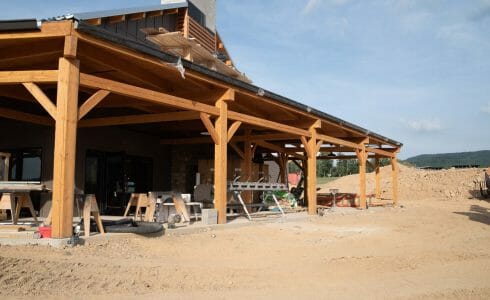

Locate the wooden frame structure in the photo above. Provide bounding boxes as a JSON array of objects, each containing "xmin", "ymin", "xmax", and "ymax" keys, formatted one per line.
[{"xmin": 0, "ymin": 17, "xmax": 401, "ymax": 238}]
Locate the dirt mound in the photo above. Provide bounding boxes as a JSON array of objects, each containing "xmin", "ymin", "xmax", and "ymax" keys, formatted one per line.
[{"xmin": 319, "ymin": 164, "xmax": 485, "ymax": 201}]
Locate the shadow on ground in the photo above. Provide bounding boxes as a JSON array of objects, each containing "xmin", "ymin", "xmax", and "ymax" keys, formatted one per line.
[{"xmin": 454, "ymin": 204, "xmax": 490, "ymax": 226}]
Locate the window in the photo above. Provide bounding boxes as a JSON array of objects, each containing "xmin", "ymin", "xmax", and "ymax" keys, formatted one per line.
[{"xmin": 7, "ymin": 148, "xmax": 42, "ymax": 182}]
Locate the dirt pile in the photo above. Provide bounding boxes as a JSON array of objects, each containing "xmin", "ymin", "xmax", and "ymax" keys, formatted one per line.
[{"xmin": 319, "ymin": 164, "xmax": 485, "ymax": 201}]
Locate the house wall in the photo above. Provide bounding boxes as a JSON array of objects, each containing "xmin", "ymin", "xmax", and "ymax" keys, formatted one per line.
[{"xmin": 99, "ymin": 13, "xmax": 178, "ymax": 43}]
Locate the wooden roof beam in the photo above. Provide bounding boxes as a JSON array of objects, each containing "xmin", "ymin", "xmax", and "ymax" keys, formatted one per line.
[
  {"xmin": 0, "ymin": 70, "xmax": 58, "ymax": 84},
  {"xmin": 79, "ymin": 111, "xmax": 200, "ymax": 128},
  {"xmin": 317, "ymin": 133, "xmax": 362, "ymax": 150},
  {"xmin": 0, "ymin": 20, "xmax": 73, "ymax": 40},
  {"xmin": 0, "ymin": 107, "xmax": 53, "ymax": 126}
]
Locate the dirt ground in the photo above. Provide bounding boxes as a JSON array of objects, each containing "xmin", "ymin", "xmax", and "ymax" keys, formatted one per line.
[{"xmin": 0, "ymin": 165, "xmax": 489, "ymax": 299}]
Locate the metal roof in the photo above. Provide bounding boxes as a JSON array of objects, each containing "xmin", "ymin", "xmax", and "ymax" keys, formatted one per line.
[
  {"xmin": 72, "ymin": 2, "xmax": 187, "ymax": 21},
  {"xmin": 76, "ymin": 22, "xmax": 402, "ymax": 147}
]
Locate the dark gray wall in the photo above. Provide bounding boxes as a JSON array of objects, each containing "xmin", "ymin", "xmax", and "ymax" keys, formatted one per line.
[{"xmin": 100, "ymin": 14, "xmax": 178, "ymax": 43}]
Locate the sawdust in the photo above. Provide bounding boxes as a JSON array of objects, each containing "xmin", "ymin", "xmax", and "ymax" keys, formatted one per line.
[{"xmin": 0, "ymin": 166, "xmax": 489, "ymax": 299}]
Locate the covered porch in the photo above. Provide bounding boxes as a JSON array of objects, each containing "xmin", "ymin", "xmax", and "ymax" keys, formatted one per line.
[{"xmin": 0, "ymin": 20, "xmax": 401, "ymax": 239}]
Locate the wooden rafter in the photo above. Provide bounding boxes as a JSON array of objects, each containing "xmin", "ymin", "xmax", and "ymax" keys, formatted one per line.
[
  {"xmin": 0, "ymin": 107, "xmax": 53, "ymax": 126},
  {"xmin": 0, "ymin": 70, "xmax": 58, "ymax": 84}
]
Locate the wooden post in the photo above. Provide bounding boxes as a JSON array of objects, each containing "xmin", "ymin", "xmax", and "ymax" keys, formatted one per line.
[
  {"xmin": 51, "ymin": 57, "xmax": 79, "ymax": 238},
  {"xmin": 214, "ymin": 90, "xmax": 234, "ymax": 224},
  {"xmin": 356, "ymin": 146, "xmax": 367, "ymax": 209},
  {"xmin": 375, "ymin": 158, "xmax": 381, "ymax": 198},
  {"xmin": 304, "ymin": 125, "xmax": 320, "ymax": 215},
  {"xmin": 391, "ymin": 154, "xmax": 399, "ymax": 206},
  {"xmin": 242, "ymin": 129, "xmax": 252, "ymax": 204}
]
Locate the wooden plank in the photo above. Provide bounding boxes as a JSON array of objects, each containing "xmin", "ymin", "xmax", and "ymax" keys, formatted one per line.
[
  {"xmin": 366, "ymin": 147, "xmax": 395, "ymax": 158},
  {"xmin": 227, "ymin": 121, "xmax": 242, "ymax": 142},
  {"xmin": 0, "ymin": 70, "xmax": 58, "ymax": 84},
  {"xmin": 22, "ymin": 82, "xmax": 57, "ymax": 119},
  {"xmin": 214, "ymin": 98, "xmax": 229, "ymax": 224},
  {"xmin": 0, "ymin": 20, "xmax": 72, "ymax": 40},
  {"xmin": 391, "ymin": 155, "xmax": 399, "ymax": 206},
  {"xmin": 78, "ymin": 90, "xmax": 110, "ymax": 120},
  {"xmin": 79, "ymin": 110, "xmax": 199, "ymax": 127},
  {"xmin": 200, "ymin": 113, "xmax": 219, "ymax": 145},
  {"xmin": 51, "ymin": 57, "xmax": 79, "ymax": 239},
  {"xmin": 0, "ymin": 107, "xmax": 53, "ymax": 126},
  {"xmin": 79, "ymin": 73, "xmax": 220, "ymax": 115},
  {"xmin": 317, "ymin": 133, "xmax": 361, "ymax": 150}
]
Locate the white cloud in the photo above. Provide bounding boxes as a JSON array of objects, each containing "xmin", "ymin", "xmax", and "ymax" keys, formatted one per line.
[
  {"xmin": 481, "ymin": 101, "xmax": 490, "ymax": 114},
  {"xmin": 302, "ymin": 0, "xmax": 321, "ymax": 15},
  {"xmin": 404, "ymin": 118, "xmax": 443, "ymax": 132},
  {"xmin": 302, "ymin": 0, "xmax": 350, "ymax": 15}
]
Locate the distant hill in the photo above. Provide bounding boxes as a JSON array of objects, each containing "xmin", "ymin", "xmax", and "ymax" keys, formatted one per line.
[{"xmin": 406, "ymin": 150, "xmax": 490, "ymax": 168}]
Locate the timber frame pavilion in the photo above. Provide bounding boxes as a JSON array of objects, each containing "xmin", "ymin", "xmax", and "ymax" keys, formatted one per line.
[{"xmin": 0, "ymin": 18, "xmax": 402, "ymax": 239}]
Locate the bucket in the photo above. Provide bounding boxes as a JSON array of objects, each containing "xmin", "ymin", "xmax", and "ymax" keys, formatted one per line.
[{"xmin": 38, "ymin": 226, "xmax": 52, "ymax": 238}]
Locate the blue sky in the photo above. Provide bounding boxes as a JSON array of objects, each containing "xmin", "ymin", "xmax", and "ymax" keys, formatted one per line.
[{"xmin": 1, "ymin": 1, "xmax": 489, "ymax": 158}]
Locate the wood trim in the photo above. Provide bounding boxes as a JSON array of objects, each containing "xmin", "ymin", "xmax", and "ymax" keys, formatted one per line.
[
  {"xmin": 22, "ymin": 82, "xmax": 57, "ymax": 119},
  {"xmin": 0, "ymin": 107, "xmax": 53, "ymax": 126},
  {"xmin": 0, "ymin": 70, "xmax": 58, "ymax": 84},
  {"xmin": 78, "ymin": 90, "xmax": 111, "ymax": 120},
  {"xmin": 227, "ymin": 121, "xmax": 242, "ymax": 143},
  {"xmin": 79, "ymin": 111, "xmax": 199, "ymax": 128},
  {"xmin": 200, "ymin": 112, "xmax": 219, "ymax": 145}
]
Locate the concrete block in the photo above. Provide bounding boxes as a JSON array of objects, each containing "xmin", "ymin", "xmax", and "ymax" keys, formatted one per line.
[{"xmin": 201, "ymin": 209, "xmax": 217, "ymax": 225}]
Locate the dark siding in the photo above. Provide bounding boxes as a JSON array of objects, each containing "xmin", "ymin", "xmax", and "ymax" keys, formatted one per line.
[{"xmin": 100, "ymin": 14, "xmax": 177, "ymax": 43}]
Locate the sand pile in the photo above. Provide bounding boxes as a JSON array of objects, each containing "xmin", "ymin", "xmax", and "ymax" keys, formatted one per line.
[{"xmin": 318, "ymin": 164, "xmax": 485, "ymax": 201}]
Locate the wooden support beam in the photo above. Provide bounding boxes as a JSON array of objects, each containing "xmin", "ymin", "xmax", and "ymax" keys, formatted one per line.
[
  {"xmin": 0, "ymin": 107, "xmax": 53, "ymax": 126},
  {"xmin": 227, "ymin": 121, "xmax": 242, "ymax": 143},
  {"xmin": 230, "ymin": 142, "xmax": 244, "ymax": 159},
  {"xmin": 160, "ymin": 136, "xmax": 211, "ymax": 145},
  {"xmin": 291, "ymin": 159, "xmax": 304, "ymax": 172},
  {"xmin": 306, "ymin": 126, "xmax": 319, "ymax": 215},
  {"xmin": 0, "ymin": 20, "xmax": 72, "ymax": 40},
  {"xmin": 63, "ymin": 35, "xmax": 78, "ymax": 58},
  {"xmin": 214, "ymin": 98, "xmax": 230, "ymax": 224},
  {"xmin": 22, "ymin": 82, "xmax": 57, "ymax": 119},
  {"xmin": 228, "ymin": 111, "xmax": 310, "ymax": 137},
  {"xmin": 79, "ymin": 73, "xmax": 220, "ymax": 115},
  {"xmin": 242, "ymin": 129, "xmax": 253, "ymax": 203},
  {"xmin": 79, "ymin": 111, "xmax": 199, "ymax": 128},
  {"xmin": 375, "ymin": 158, "xmax": 381, "ymax": 198},
  {"xmin": 317, "ymin": 155, "xmax": 377, "ymax": 160},
  {"xmin": 51, "ymin": 57, "xmax": 79, "ymax": 239},
  {"xmin": 366, "ymin": 147, "xmax": 396, "ymax": 158},
  {"xmin": 0, "ymin": 70, "xmax": 58, "ymax": 84},
  {"xmin": 391, "ymin": 154, "xmax": 399, "ymax": 206},
  {"xmin": 78, "ymin": 90, "xmax": 111, "ymax": 120},
  {"xmin": 356, "ymin": 146, "xmax": 368, "ymax": 209},
  {"xmin": 232, "ymin": 133, "xmax": 297, "ymax": 142},
  {"xmin": 255, "ymin": 140, "xmax": 304, "ymax": 160},
  {"xmin": 200, "ymin": 112, "xmax": 219, "ymax": 145},
  {"xmin": 317, "ymin": 133, "xmax": 362, "ymax": 150}
]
